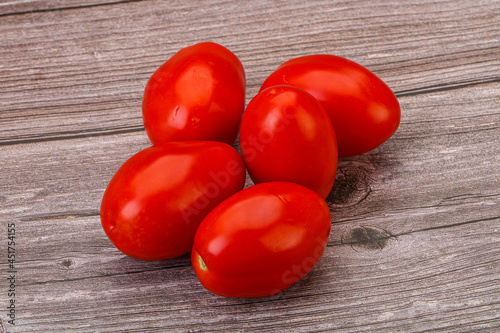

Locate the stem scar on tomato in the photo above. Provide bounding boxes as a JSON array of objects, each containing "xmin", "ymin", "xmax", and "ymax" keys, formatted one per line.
[{"xmin": 198, "ymin": 254, "xmax": 207, "ymax": 271}]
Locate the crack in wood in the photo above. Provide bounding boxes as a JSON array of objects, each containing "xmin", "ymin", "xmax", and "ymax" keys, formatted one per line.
[
  {"xmin": 0, "ymin": 0, "xmax": 144, "ymax": 18},
  {"xmin": 21, "ymin": 210, "xmax": 100, "ymax": 221},
  {"xmin": 395, "ymin": 77, "xmax": 500, "ymax": 97},
  {"xmin": 331, "ymin": 215, "xmax": 500, "ymax": 248},
  {"xmin": 213, "ymin": 269, "xmax": 500, "ymax": 309},
  {"xmin": 19, "ymin": 264, "xmax": 192, "ymax": 287},
  {"xmin": 0, "ymin": 126, "xmax": 145, "ymax": 147}
]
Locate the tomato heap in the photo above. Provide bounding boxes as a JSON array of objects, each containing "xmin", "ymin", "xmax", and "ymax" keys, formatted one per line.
[{"xmin": 100, "ymin": 42, "xmax": 400, "ymax": 298}]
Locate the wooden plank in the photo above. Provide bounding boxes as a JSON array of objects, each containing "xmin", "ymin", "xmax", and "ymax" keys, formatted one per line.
[
  {"xmin": 8, "ymin": 214, "xmax": 500, "ymax": 332},
  {"xmin": 1, "ymin": 83, "xmax": 497, "ymax": 223},
  {"xmin": 0, "ymin": 0, "xmax": 498, "ymax": 144},
  {"xmin": 0, "ymin": 0, "xmax": 134, "ymax": 17},
  {"xmin": 1, "ymin": 82, "xmax": 499, "ymax": 331},
  {"xmin": 0, "ymin": 0, "xmax": 499, "ymax": 331}
]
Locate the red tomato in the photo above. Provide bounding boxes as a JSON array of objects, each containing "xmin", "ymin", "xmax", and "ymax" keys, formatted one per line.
[
  {"xmin": 239, "ymin": 85, "xmax": 338, "ymax": 198},
  {"xmin": 192, "ymin": 182, "xmax": 331, "ymax": 298},
  {"xmin": 260, "ymin": 55, "xmax": 400, "ymax": 157},
  {"xmin": 142, "ymin": 42, "xmax": 246, "ymax": 145},
  {"xmin": 100, "ymin": 141, "xmax": 246, "ymax": 261}
]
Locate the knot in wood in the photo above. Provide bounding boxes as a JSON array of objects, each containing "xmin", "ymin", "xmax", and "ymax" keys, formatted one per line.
[
  {"xmin": 60, "ymin": 259, "xmax": 74, "ymax": 269},
  {"xmin": 343, "ymin": 226, "xmax": 394, "ymax": 251},
  {"xmin": 327, "ymin": 166, "xmax": 372, "ymax": 207}
]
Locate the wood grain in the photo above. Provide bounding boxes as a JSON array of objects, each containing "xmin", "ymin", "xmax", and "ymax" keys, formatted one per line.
[
  {"xmin": 0, "ymin": 0, "xmax": 498, "ymax": 145},
  {"xmin": 0, "ymin": 0, "xmax": 136, "ymax": 17},
  {"xmin": 0, "ymin": 0, "xmax": 499, "ymax": 332}
]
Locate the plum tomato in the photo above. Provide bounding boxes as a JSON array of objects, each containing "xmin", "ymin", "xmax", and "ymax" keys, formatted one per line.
[
  {"xmin": 239, "ymin": 85, "xmax": 338, "ymax": 198},
  {"xmin": 100, "ymin": 141, "xmax": 246, "ymax": 261},
  {"xmin": 191, "ymin": 182, "xmax": 332, "ymax": 298},
  {"xmin": 142, "ymin": 42, "xmax": 246, "ymax": 145},
  {"xmin": 260, "ymin": 54, "xmax": 400, "ymax": 157}
]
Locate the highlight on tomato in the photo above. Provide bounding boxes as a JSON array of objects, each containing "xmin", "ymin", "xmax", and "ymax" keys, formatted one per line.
[
  {"xmin": 260, "ymin": 54, "xmax": 400, "ymax": 157},
  {"xmin": 239, "ymin": 85, "xmax": 338, "ymax": 198},
  {"xmin": 100, "ymin": 141, "xmax": 246, "ymax": 261},
  {"xmin": 142, "ymin": 42, "xmax": 246, "ymax": 145},
  {"xmin": 191, "ymin": 182, "xmax": 332, "ymax": 298}
]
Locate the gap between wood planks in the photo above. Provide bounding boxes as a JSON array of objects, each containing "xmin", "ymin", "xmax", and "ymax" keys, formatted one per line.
[{"xmin": 0, "ymin": 0, "xmax": 143, "ymax": 18}]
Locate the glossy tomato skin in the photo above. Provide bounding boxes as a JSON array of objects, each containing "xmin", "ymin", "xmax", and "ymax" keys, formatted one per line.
[
  {"xmin": 239, "ymin": 85, "xmax": 338, "ymax": 198},
  {"xmin": 260, "ymin": 55, "xmax": 400, "ymax": 157},
  {"xmin": 142, "ymin": 42, "xmax": 246, "ymax": 145},
  {"xmin": 192, "ymin": 182, "xmax": 331, "ymax": 298},
  {"xmin": 100, "ymin": 141, "xmax": 246, "ymax": 261}
]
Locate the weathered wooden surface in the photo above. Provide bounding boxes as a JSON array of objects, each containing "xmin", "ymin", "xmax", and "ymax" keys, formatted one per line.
[{"xmin": 0, "ymin": 0, "xmax": 499, "ymax": 332}]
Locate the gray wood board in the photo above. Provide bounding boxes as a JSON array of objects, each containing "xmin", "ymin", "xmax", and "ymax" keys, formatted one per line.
[{"xmin": 0, "ymin": 0, "xmax": 499, "ymax": 332}]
